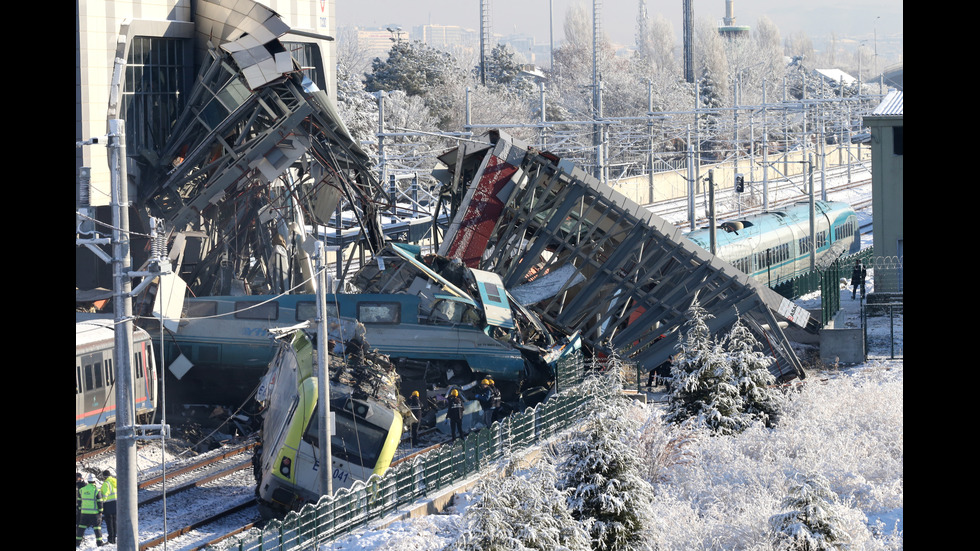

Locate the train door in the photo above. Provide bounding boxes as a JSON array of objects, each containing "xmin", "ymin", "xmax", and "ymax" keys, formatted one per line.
[{"xmin": 79, "ymin": 352, "xmax": 111, "ymax": 425}]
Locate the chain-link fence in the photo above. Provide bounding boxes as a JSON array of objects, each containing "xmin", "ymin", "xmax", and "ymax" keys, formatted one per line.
[{"xmin": 862, "ymin": 255, "xmax": 903, "ymax": 359}]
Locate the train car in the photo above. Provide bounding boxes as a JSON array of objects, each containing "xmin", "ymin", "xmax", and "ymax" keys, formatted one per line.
[
  {"xmin": 171, "ymin": 292, "xmax": 532, "ymax": 384},
  {"xmin": 686, "ymin": 201, "xmax": 860, "ymax": 288},
  {"xmin": 76, "ymin": 318, "xmax": 158, "ymax": 450},
  {"xmin": 255, "ymin": 329, "xmax": 403, "ymax": 518},
  {"xmin": 167, "ymin": 254, "xmax": 573, "ymax": 410}
]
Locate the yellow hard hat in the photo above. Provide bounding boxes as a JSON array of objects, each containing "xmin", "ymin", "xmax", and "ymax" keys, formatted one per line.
[
  {"xmin": 481, "ymin": 379, "xmax": 490, "ymax": 385},
  {"xmin": 411, "ymin": 391, "xmax": 419, "ymax": 397},
  {"xmin": 450, "ymin": 389, "xmax": 459, "ymax": 397}
]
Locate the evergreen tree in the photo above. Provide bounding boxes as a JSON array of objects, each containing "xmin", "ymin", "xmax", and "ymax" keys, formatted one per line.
[
  {"xmin": 475, "ymin": 44, "xmax": 536, "ymax": 97},
  {"xmin": 666, "ymin": 301, "xmax": 784, "ymax": 435},
  {"xmin": 665, "ymin": 300, "xmax": 745, "ymax": 435},
  {"xmin": 448, "ymin": 456, "xmax": 590, "ymax": 551},
  {"xmin": 770, "ymin": 473, "xmax": 852, "ymax": 550},
  {"xmin": 364, "ymin": 41, "xmax": 457, "ymax": 98},
  {"xmin": 556, "ymin": 366, "xmax": 655, "ymax": 550},
  {"xmin": 723, "ymin": 314, "xmax": 782, "ymax": 427},
  {"xmin": 364, "ymin": 40, "xmax": 465, "ymax": 129}
]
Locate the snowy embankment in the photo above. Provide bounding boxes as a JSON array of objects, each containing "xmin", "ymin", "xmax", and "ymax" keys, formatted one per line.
[{"xmin": 327, "ymin": 358, "xmax": 903, "ymax": 551}]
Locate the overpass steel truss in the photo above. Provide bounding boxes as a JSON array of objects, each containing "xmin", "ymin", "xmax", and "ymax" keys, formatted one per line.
[
  {"xmin": 438, "ymin": 131, "xmax": 806, "ymax": 381},
  {"xmin": 135, "ymin": 44, "xmax": 389, "ymax": 296}
]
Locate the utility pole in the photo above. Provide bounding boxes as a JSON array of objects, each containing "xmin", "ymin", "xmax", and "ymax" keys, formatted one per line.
[
  {"xmin": 315, "ymin": 241, "xmax": 334, "ymax": 498},
  {"xmin": 808, "ymin": 155, "xmax": 815, "ymax": 272},
  {"xmin": 592, "ymin": 0, "xmax": 604, "ymax": 183},
  {"xmin": 109, "ymin": 118, "xmax": 140, "ymax": 551},
  {"xmin": 92, "ymin": 118, "xmax": 170, "ymax": 551},
  {"xmin": 707, "ymin": 169, "xmax": 716, "ymax": 255}
]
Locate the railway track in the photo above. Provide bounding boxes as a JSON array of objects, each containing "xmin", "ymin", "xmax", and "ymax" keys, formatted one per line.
[
  {"xmin": 645, "ymin": 169, "xmax": 872, "ymax": 229},
  {"xmin": 130, "ymin": 439, "xmax": 264, "ymax": 550}
]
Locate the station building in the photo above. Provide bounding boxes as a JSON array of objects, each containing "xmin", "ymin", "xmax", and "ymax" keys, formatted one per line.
[{"xmin": 864, "ymin": 90, "xmax": 903, "ymax": 291}]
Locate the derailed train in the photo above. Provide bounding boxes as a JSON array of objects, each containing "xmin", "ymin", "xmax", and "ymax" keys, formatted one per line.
[
  {"xmin": 76, "ymin": 318, "xmax": 158, "ymax": 450},
  {"xmin": 253, "ymin": 327, "xmax": 405, "ymax": 518},
  {"xmin": 686, "ymin": 200, "xmax": 860, "ymax": 288}
]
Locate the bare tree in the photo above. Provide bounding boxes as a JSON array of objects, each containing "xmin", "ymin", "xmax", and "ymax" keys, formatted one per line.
[
  {"xmin": 335, "ymin": 25, "xmax": 373, "ymax": 79},
  {"xmin": 694, "ymin": 17, "xmax": 730, "ymax": 104}
]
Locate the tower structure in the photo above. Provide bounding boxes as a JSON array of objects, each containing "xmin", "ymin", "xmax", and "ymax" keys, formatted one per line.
[
  {"xmin": 682, "ymin": 0, "xmax": 694, "ymax": 82},
  {"xmin": 718, "ymin": 0, "xmax": 750, "ymax": 38},
  {"xmin": 480, "ymin": 0, "xmax": 492, "ymax": 85}
]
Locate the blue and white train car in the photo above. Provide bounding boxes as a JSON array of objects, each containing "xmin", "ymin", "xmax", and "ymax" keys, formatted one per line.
[{"xmin": 686, "ymin": 200, "xmax": 860, "ymax": 288}]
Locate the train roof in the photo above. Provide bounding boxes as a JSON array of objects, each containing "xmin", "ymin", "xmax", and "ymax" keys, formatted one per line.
[
  {"xmin": 76, "ymin": 317, "xmax": 152, "ymax": 351},
  {"xmin": 686, "ymin": 200, "xmax": 854, "ymax": 247}
]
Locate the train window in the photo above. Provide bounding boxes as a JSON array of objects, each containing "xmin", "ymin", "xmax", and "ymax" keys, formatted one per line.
[
  {"xmin": 234, "ymin": 300, "xmax": 279, "ymax": 320},
  {"xmin": 295, "ymin": 301, "xmax": 338, "ymax": 322},
  {"xmin": 184, "ymin": 300, "xmax": 217, "ymax": 318},
  {"xmin": 104, "ymin": 359, "xmax": 114, "ymax": 387},
  {"xmin": 358, "ymin": 302, "xmax": 400, "ymax": 324},
  {"xmin": 798, "ymin": 237, "xmax": 811, "ymax": 255},
  {"xmin": 306, "ymin": 409, "xmax": 388, "ymax": 467},
  {"xmin": 296, "ymin": 301, "xmax": 315, "ymax": 321},
  {"xmin": 815, "ymin": 231, "xmax": 826, "ymax": 248},
  {"xmin": 76, "ymin": 366, "xmax": 82, "ymax": 395},
  {"xmin": 134, "ymin": 352, "xmax": 144, "ymax": 379},
  {"xmin": 85, "ymin": 362, "xmax": 103, "ymax": 391}
]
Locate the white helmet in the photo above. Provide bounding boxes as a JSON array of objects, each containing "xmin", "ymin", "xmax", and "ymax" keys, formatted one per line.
[{"xmin": 85, "ymin": 473, "xmax": 97, "ymax": 483}]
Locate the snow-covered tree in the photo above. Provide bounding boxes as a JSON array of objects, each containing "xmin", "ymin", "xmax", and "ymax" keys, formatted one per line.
[
  {"xmin": 635, "ymin": 3, "xmax": 676, "ymax": 77},
  {"xmin": 723, "ymin": 314, "xmax": 783, "ymax": 428},
  {"xmin": 365, "ymin": 41, "xmax": 457, "ymax": 98},
  {"xmin": 770, "ymin": 473, "xmax": 853, "ymax": 550},
  {"xmin": 556, "ymin": 365, "xmax": 655, "ymax": 550},
  {"xmin": 475, "ymin": 44, "xmax": 536, "ymax": 97},
  {"xmin": 364, "ymin": 41, "xmax": 466, "ymax": 129},
  {"xmin": 448, "ymin": 454, "xmax": 590, "ymax": 551},
  {"xmin": 665, "ymin": 299, "xmax": 745, "ymax": 435},
  {"xmin": 666, "ymin": 302, "xmax": 785, "ymax": 435}
]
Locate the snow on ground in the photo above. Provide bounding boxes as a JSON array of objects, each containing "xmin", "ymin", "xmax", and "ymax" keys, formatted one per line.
[
  {"xmin": 76, "ymin": 208, "xmax": 901, "ymax": 550},
  {"xmin": 320, "ymin": 274, "xmax": 902, "ymax": 550}
]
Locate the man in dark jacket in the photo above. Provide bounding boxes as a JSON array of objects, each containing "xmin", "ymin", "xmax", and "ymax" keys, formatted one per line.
[
  {"xmin": 851, "ymin": 259, "xmax": 867, "ymax": 299},
  {"xmin": 407, "ymin": 390, "xmax": 424, "ymax": 447},
  {"xmin": 447, "ymin": 389, "xmax": 466, "ymax": 441},
  {"xmin": 486, "ymin": 378, "xmax": 502, "ymax": 426}
]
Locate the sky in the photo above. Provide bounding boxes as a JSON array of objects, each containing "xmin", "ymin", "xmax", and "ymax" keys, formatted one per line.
[{"xmin": 335, "ymin": 0, "xmax": 903, "ymax": 56}]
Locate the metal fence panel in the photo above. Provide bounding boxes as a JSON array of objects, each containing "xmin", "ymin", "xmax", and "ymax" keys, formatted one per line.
[{"xmin": 226, "ymin": 385, "xmax": 590, "ymax": 550}]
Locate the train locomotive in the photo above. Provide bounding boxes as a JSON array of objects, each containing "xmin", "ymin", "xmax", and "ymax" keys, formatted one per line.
[
  {"xmin": 254, "ymin": 327, "xmax": 404, "ymax": 518},
  {"xmin": 76, "ymin": 318, "xmax": 158, "ymax": 450},
  {"xmin": 685, "ymin": 200, "xmax": 860, "ymax": 288}
]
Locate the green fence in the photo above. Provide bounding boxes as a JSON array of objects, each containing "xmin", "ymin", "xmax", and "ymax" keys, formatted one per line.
[
  {"xmin": 225, "ymin": 355, "xmax": 587, "ymax": 550},
  {"xmin": 771, "ymin": 248, "xmax": 875, "ymax": 326}
]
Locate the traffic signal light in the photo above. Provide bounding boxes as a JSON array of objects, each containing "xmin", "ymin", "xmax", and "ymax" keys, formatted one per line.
[{"xmin": 735, "ymin": 174, "xmax": 745, "ymax": 193}]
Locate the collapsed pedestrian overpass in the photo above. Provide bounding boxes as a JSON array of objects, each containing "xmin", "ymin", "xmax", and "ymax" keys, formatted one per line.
[{"xmin": 434, "ymin": 131, "xmax": 809, "ymax": 381}]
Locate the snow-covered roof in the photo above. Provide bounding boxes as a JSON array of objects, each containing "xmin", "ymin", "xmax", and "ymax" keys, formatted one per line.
[
  {"xmin": 870, "ymin": 90, "xmax": 903, "ymax": 117},
  {"xmin": 815, "ymin": 68, "xmax": 856, "ymax": 86}
]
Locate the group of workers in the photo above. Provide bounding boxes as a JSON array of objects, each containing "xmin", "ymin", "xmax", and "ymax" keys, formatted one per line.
[
  {"xmin": 405, "ymin": 377, "xmax": 503, "ymax": 446},
  {"xmin": 75, "ymin": 468, "xmax": 117, "ymax": 547}
]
